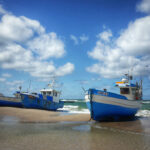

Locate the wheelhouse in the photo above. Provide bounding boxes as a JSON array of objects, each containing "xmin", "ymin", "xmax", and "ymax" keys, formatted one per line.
[
  {"xmin": 40, "ymin": 89, "xmax": 60, "ymax": 97},
  {"xmin": 116, "ymin": 76, "xmax": 142, "ymax": 100}
]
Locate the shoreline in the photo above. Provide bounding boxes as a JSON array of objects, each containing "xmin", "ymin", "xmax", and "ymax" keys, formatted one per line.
[{"xmin": 0, "ymin": 107, "xmax": 150, "ymax": 135}]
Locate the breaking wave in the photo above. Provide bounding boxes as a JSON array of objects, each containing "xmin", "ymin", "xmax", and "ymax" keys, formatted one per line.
[{"xmin": 136, "ymin": 110, "xmax": 150, "ymax": 117}]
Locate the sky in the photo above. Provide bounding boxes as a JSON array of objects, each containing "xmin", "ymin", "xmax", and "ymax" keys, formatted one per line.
[{"xmin": 0, "ymin": 0, "xmax": 150, "ymax": 99}]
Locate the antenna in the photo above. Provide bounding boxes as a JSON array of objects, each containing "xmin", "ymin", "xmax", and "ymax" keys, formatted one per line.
[
  {"xmin": 19, "ymin": 86, "xmax": 22, "ymax": 92},
  {"xmin": 27, "ymin": 79, "xmax": 31, "ymax": 93},
  {"xmin": 140, "ymin": 79, "xmax": 143, "ymax": 98},
  {"xmin": 125, "ymin": 73, "xmax": 129, "ymax": 79},
  {"xmin": 82, "ymin": 87, "xmax": 86, "ymax": 93},
  {"xmin": 48, "ymin": 76, "xmax": 58, "ymax": 89}
]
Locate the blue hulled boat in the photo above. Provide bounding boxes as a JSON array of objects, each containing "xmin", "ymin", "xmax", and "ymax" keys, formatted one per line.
[
  {"xmin": 0, "ymin": 92, "xmax": 22, "ymax": 108},
  {"xmin": 0, "ymin": 95, "xmax": 22, "ymax": 108},
  {"xmin": 85, "ymin": 74, "xmax": 143, "ymax": 121},
  {"xmin": 20, "ymin": 81, "xmax": 64, "ymax": 111}
]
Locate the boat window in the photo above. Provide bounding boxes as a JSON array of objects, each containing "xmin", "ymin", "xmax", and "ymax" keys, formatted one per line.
[
  {"xmin": 47, "ymin": 92, "xmax": 51, "ymax": 96},
  {"xmin": 120, "ymin": 88, "xmax": 130, "ymax": 94},
  {"xmin": 55, "ymin": 92, "xmax": 57, "ymax": 97},
  {"xmin": 32, "ymin": 92, "xmax": 37, "ymax": 95},
  {"xmin": 131, "ymin": 88, "xmax": 136, "ymax": 95},
  {"xmin": 43, "ymin": 92, "xmax": 46, "ymax": 95}
]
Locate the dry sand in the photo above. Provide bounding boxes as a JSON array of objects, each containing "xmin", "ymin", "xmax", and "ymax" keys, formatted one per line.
[
  {"xmin": 0, "ymin": 107, "xmax": 90, "ymax": 123},
  {"xmin": 0, "ymin": 107, "xmax": 150, "ymax": 134}
]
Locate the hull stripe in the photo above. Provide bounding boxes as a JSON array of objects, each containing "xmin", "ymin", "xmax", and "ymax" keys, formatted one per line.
[{"xmin": 90, "ymin": 94, "xmax": 141, "ymax": 108}]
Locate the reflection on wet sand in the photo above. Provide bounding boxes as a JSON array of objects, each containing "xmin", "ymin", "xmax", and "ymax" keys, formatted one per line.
[
  {"xmin": 0, "ymin": 107, "xmax": 150, "ymax": 134},
  {"xmin": 95, "ymin": 117, "xmax": 150, "ymax": 135},
  {"xmin": 0, "ymin": 107, "xmax": 150, "ymax": 150}
]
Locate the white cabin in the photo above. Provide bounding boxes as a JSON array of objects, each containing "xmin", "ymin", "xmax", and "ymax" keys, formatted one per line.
[
  {"xmin": 116, "ymin": 78, "xmax": 142, "ymax": 100},
  {"xmin": 40, "ymin": 89, "xmax": 61, "ymax": 103}
]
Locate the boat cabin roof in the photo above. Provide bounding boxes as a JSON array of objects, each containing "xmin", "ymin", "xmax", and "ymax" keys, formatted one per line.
[
  {"xmin": 40, "ymin": 88, "xmax": 60, "ymax": 93},
  {"xmin": 115, "ymin": 81, "xmax": 136, "ymax": 88}
]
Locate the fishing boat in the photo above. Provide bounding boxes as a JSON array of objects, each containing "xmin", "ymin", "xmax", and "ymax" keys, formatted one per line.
[
  {"xmin": 20, "ymin": 80, "xmax": 64, "ymax": 111},
  {"xmin": 85, "ymin": 74, "xmax": 143, "ymax": 121},
  {"xmin": 0, "ymin": 94, "xmax": 22, "ymax": 108}
]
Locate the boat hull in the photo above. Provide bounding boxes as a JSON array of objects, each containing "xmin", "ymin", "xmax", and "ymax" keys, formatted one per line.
[
  {"xmin": 85, "ymin": 89, "xmax": 142, "ymax": 121},
  {"xmin": 21, "ymin": 93, "xmax": 64, "ymax": 111},
  {"xmin": 86, "ymin": 101, "xmax": 139, "ymax": 121},
  {"xmin": 0, "ymin": 96, "xmax": 22, "ymax": 108},
  {"xmin": 0, "ymin": 100, "xmax": 22, "ymax": 108}
]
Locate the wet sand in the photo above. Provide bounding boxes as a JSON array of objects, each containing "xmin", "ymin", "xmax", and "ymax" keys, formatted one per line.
[
  {"xmin": 0, "ymin": 107, "xmax": 150, "ymax": 150},
  {"xmin": 0, "ymin": 107, "xmax": 150, "ymax": 134}
]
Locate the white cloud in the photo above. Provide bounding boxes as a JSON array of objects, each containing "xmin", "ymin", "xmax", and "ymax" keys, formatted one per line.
[
  {"xmin": 70, "ymin": 34, "xmax": 89, "ymax": 45},
  {"xmin": 6, "ymin": 80, "xmax": 24, "ymax": 86},
  {"xmin": 55, "ymin": 63, "xmax": 74, "ymax": 76},
  {"xmin": 87, "ymin": 16, "xmax": 150, "ymax": 78},
  {"xmin": 97, "ymin": 29, "xmax": 112, "ymax": 42},
  {"xmin": 80, "ymin": 34, "xmax": 89, "ymax": 42},
  {"xmin": 0, "ymin": 42, "xmax": 74, "ymax": 79},
  {"xmin": 28, "ymin": 32, "xmax": 65, "ymax": 59},
  {"xmin": 0, "ymin": 4, "xmax": 8, "ymax": 15},
  {"xmin": 88, "ymin": 41, "xmax": 110, "ymax": 61},
  {"xmin": 0, "ymin": 5, "xmax": 74, "ymax": 80},
  {"xmin": 0, "ymin": 14, "xmax": 45, "ymax": 42},
  {"xmin": 0, "ymin": 77, "xmax": 6, "ymax": 82},
  {"xmin": 2, "ymin": 73, "xmax": 11, "ymax": 78},
  {"xmin": 136, "ymin": 0, "xmax": 150, "ymax": 14},
  {"xmin": 117, "ymin": 16, "xmax": 150, "ymax": 56},
  {"xmin": 4, "ymin": 80, "xmax": 24, "ymax": 93},
  {"xmin": 70, "ymin": 35, "xmax": 78, "ymax": 45}
]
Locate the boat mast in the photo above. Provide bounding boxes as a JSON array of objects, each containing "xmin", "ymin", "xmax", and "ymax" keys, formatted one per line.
[
  {"xmin": 140, "ymin": 79, "xmax": 143, "ymax": 99},
  {"xmin": 48, "ymin": 76, "xmax": 56, "ymax": 90}
]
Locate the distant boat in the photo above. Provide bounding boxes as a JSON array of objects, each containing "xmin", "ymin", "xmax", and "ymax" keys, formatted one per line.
[
  {"xmin": 85, "ymin": 74, "xmax": 143, "ymax": 121},
  {"xmin": 0, "ymin": 94, "xmax": 22, "ymax": 108},
  {"xmin": 20, "ymin": 79, "xmax": 64, "ymax": 111}
]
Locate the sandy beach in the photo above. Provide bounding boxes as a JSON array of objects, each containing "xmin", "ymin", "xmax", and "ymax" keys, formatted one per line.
[
  {"xmin": 0, "ymin": 107, "xmax": 90, "ymax": 123},
  {"xmin": 0, "ymin": 107, "xmax": 150, "ymax": 134},
  {"xmin": 0, "ymin": 107, "xmax": 150, "ymax": 150}
]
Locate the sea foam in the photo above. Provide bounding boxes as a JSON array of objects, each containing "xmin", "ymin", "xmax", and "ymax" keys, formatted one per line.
[{"xmin": 136, "ymin": 110, "xmax": 150, "ymax": 117}]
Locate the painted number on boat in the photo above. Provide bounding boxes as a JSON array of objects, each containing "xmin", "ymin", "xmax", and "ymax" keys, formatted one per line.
[{"xmin": 97, "ymin": 91, "xmax": 108, "ymax": 96}]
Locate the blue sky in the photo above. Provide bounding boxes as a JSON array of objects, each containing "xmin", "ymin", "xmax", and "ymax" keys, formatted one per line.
[{"xmin": 0, "ymin": 0, "xmax": 150, "ymax": 99}]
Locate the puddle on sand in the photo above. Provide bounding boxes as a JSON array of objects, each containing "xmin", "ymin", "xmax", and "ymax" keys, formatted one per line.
[
  {"xmin": 72, "ymin": 124, "xmax": 91, "ymax": 132},
  {"xmin": 0, "ymin": 116, "xmax": 20, "ymax": 124}
]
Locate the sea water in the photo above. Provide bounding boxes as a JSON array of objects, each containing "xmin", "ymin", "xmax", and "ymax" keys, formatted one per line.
[
  {"xmin": 59, "ymin": 99, "xmax": 90, "ymax": 114},
  {"xmin": 136, "ymin": 101, "xmax": 150, "ymax": 117},
  {"xmin": 60, "ymin": 99, "xmax": 150, "ymax": 117}
]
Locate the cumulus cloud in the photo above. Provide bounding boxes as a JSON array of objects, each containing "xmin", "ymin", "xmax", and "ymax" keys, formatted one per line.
[
  {"xmin": 0, "ymin": 5, "xmax": 74, "ymax": 80},
  {"xmin": 136, "ymin": 0, "xmax": 150, "ymax": 14},
  {"xmin": 0, "ymin": 4, "xmax": 8, "ymax": 15},
  {"xmin": 87, "ymin": 16, "xmax": 150, "ymax": 78},
  {"xmin": 97, "ymin": 29, "xmax": 112, "ymax": 42},
  {"xmin": 0, "ymin": 14, "xmax": 45, "ymax": 42},
  {"xmin": 117, "ymin": 16, "xmax": 150, "ymax": 55},
  {"xmin": 55, "ymin": 63, "xmax": 74, "ymax": 76},
  {"xmin": 28, "ymin": 32, "xmax": 65, "ymax": 60}
]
